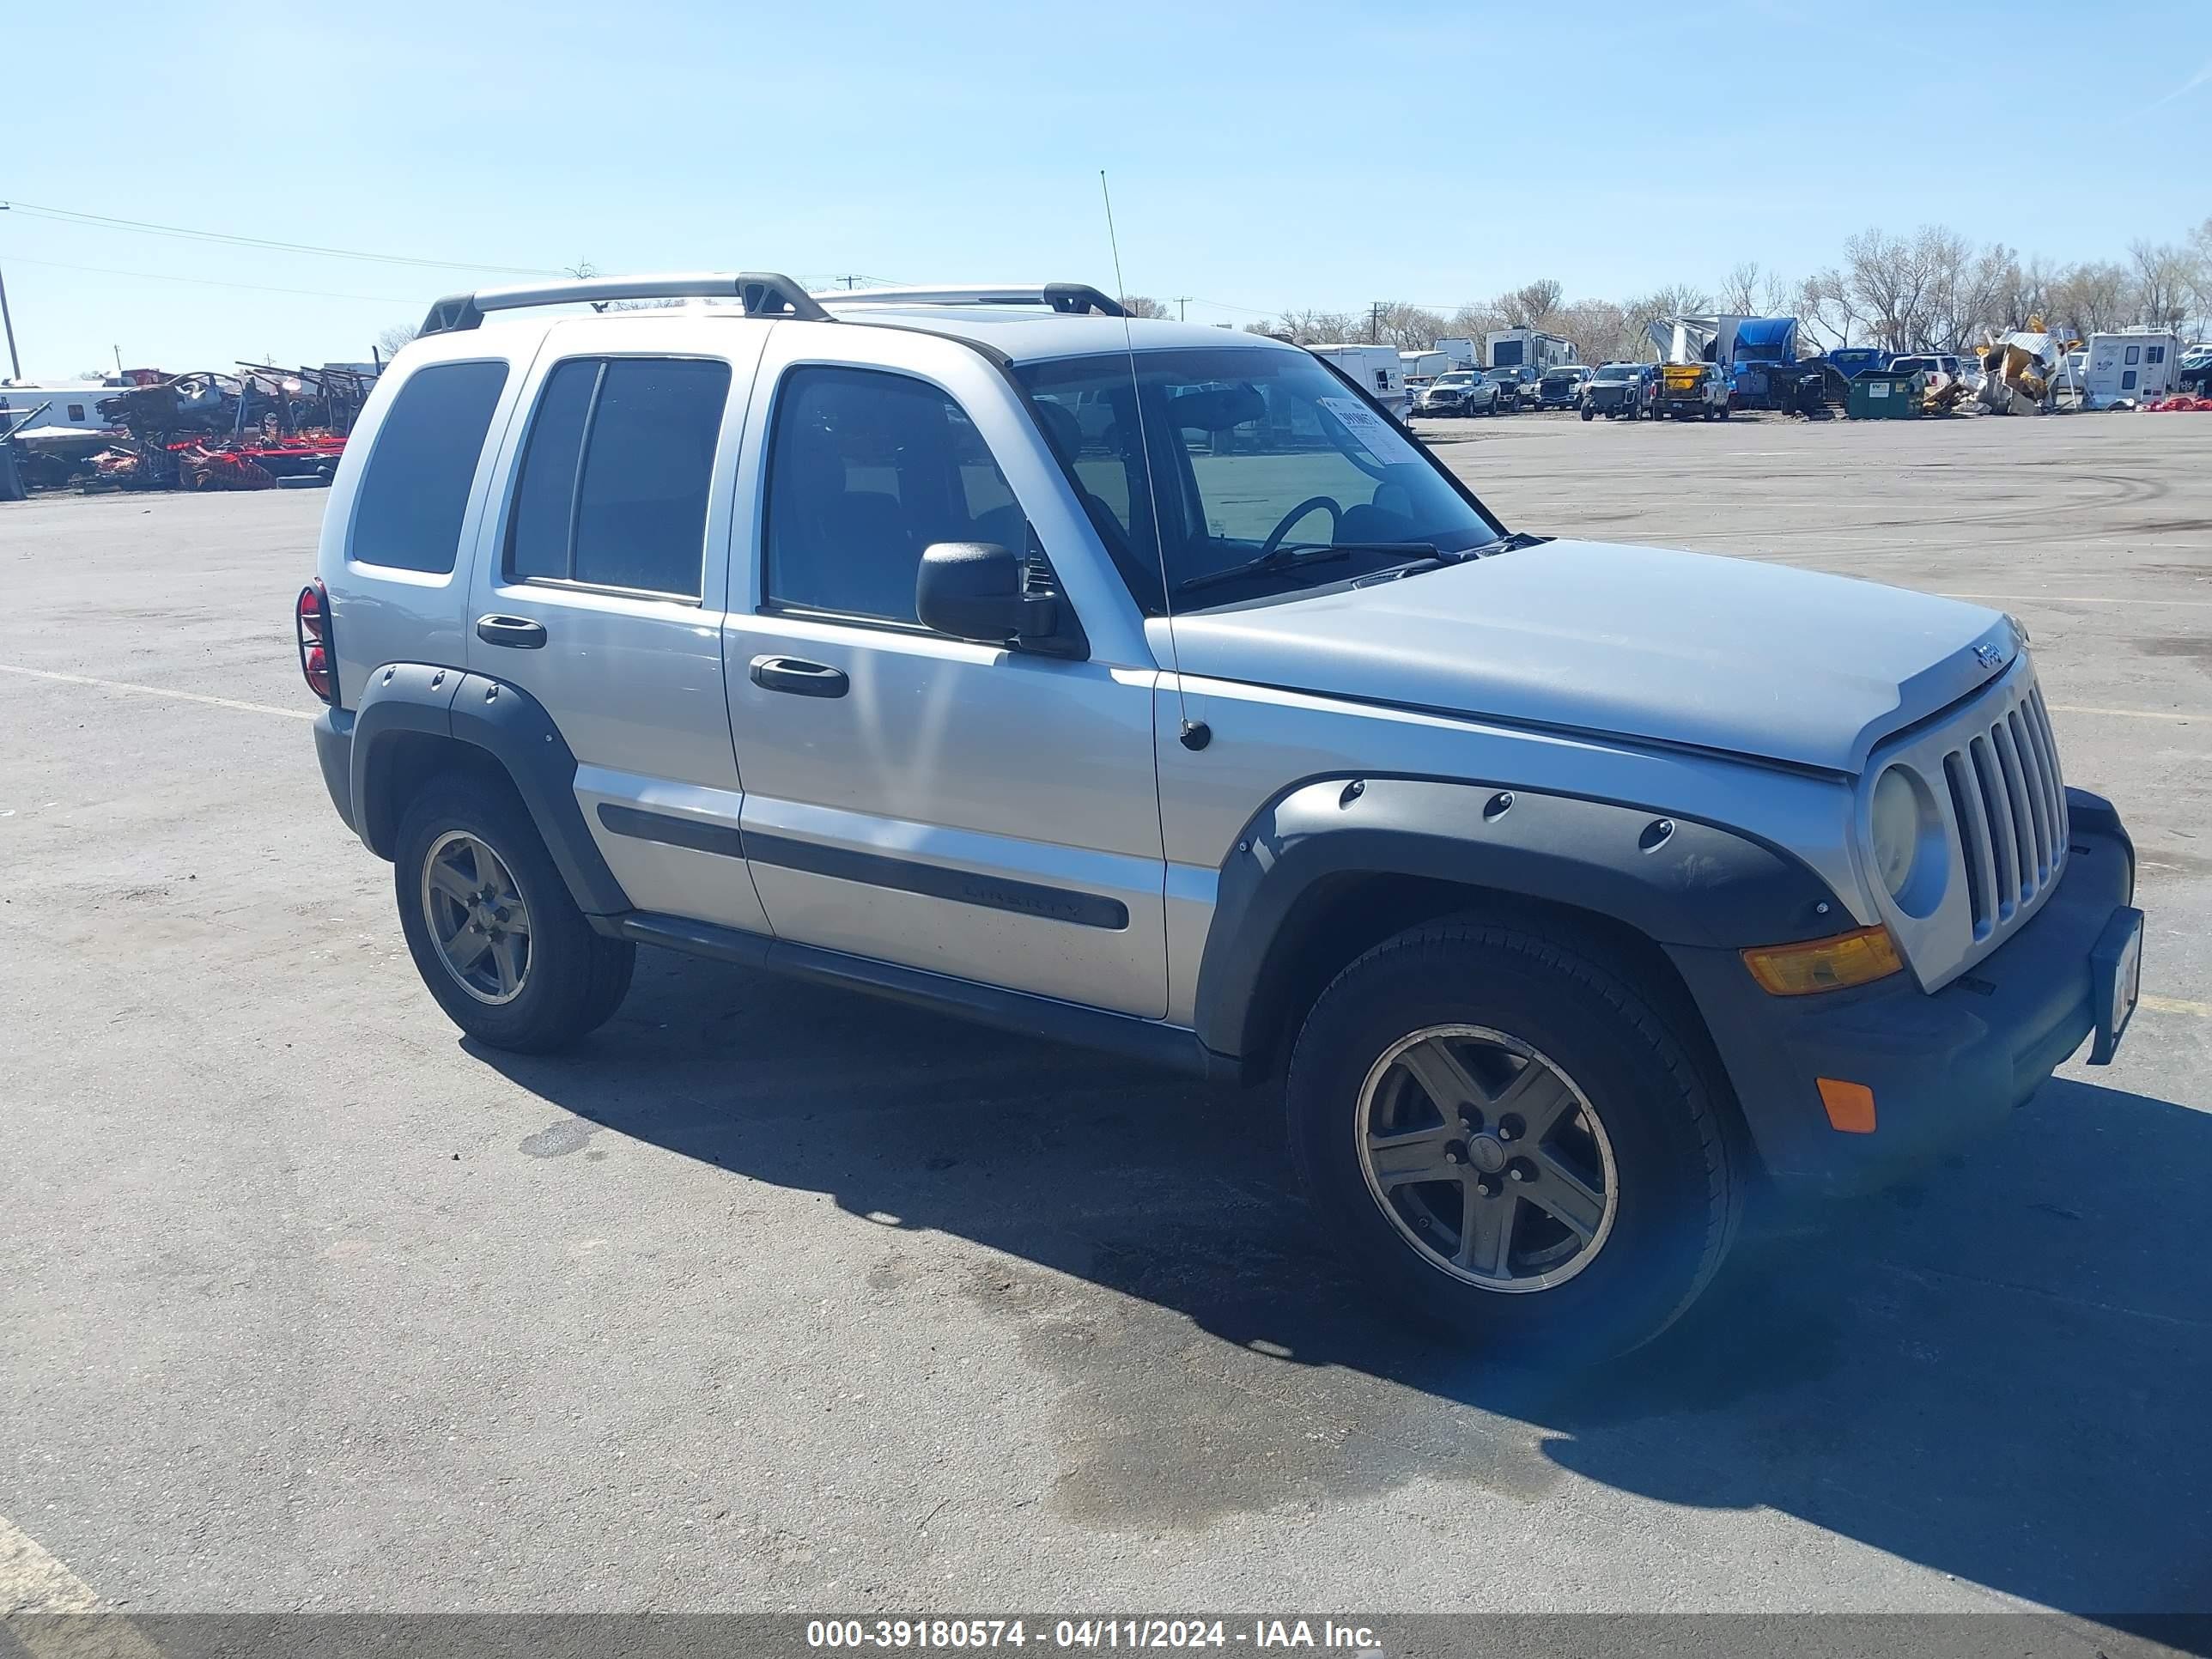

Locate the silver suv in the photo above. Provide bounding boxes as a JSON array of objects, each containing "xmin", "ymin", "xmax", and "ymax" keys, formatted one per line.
[{"xmin": 301, "ymin": 272, "xmax": 2145, "ymax": 1361}]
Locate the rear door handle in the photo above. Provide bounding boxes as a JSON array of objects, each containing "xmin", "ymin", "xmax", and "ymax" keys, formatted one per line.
[
  {"xmin": 750, "ymin": 655, "xmax": 848, "ymax": 698},
  {"xmin": 476, "ymin": 615, "xmax": 547, "ymax": 649}
]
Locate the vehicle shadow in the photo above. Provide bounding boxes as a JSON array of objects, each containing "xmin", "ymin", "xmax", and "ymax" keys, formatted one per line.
[{"xmin": 471, "ymin": 949, "xmax": 2212, "ymax": 1620}]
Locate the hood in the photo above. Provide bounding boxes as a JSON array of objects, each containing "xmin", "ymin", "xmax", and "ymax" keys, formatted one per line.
[{"xmin": 1170, "ymin": 539, "xmax": 2018, "ymax": 774}]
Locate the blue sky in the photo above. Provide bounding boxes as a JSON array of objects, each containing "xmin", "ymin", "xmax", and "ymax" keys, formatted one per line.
[{"xmin": 5, "ymin": 0, "xmax": 2208, "ymax": 379}]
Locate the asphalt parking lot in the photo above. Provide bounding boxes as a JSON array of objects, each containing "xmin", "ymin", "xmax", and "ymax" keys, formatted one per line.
[{"xmin": 3, "ymin": 411, "xmax": 2208, "ymax": 1628}]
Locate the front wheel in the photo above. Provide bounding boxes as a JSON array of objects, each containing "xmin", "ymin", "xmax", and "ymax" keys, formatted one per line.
[
  {"xmin": 1580, "ymin": 406, "xmax": 1595, "ymax": 422},
  {"xmin": 394, "ymin": 775, "xmax": 635, "ymax": 1053},
  {"xmin": 1285, "ymin": 922, "xmax": 1742, "ymax": 1363}
]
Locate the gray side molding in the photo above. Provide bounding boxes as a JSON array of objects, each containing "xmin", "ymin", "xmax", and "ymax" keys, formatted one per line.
[
  {"xmin": 348, "ymin": 665, "xmax": 629, "ymax": 917},
  {"xmin": 1191, "ymin": 775, "xmax": 1846, "ymax": 1062}
]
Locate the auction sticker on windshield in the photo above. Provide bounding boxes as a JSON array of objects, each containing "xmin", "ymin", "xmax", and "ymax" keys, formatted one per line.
[{"xmin": 1316, "ymin": 397, "xmax": 1421, "ymax": 465}]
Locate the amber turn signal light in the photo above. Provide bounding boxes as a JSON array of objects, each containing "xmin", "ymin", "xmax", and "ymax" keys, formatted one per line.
[{"xmin": 1741, "ymin": 925, "xmax": 1904, "ymax": 996}]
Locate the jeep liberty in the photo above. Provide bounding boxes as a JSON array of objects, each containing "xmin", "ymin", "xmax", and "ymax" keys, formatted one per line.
[{"xmin": 300, "ymin": 273, "xmax": 2145, "ymax": 1359}]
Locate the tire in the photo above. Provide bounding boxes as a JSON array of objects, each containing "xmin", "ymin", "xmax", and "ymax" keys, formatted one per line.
[
  {"xmin": 394, "ymin": 774, "xmax": 635, "ymax": 1053},
  {"xmin": 1580, "ymin": 406, "xmax": 1595, "ymax": 422},
  {"xmin": 1285, "ymin": 921, "xmax": 1741, "ymax": 1364}
]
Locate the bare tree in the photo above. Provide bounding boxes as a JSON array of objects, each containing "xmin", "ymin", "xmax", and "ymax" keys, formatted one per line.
[
  {"xmin": 2128, "ymin": 240, "xmax": 2191, "ymax": 328},
  {"xmin": 2046, "ymin": 261, "xmax": 2131, "ymax": 340},
  {"xmin": 1843, "ymin": 227, "xmax": 1940, "ymax": 350},
  {"xmin": 1796, "ymin": 270, "xmax": 1859, "ymax": 349},
  {"xmin": 374, "ymin": 322, "xmax": 420, "ymax": 360},
  {"xmin": 1496, "ymin": 278, "xmax": 1563, "ymax": 330},
  {"xmin": 1720, "ymin": 261, "xmax": 1764, "ymax": 316},
  {"xmin": 1118, "ymin": 295, "xmax": 1172, "ymax": 319},
  {"xmin": 1553, "ymin": 297, "xmax": 1633, "ymax": 364},
  {"xmin": 1370, "ymin": 302, "xmax": 1446, "ymax": 349}
]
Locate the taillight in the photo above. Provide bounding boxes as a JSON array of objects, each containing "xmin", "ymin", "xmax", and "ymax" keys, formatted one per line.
[{"xmin": 295, "ymin": 580, "xmax": 334, "ymax": 705}]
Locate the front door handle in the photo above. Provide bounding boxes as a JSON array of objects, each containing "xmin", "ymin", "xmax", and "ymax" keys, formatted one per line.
[
  {"xmin": 476, "ymin": 614, "xmax": 547, "ymax": 649},
  {"xmin": 750, "ymin": 655, "xmax": 848, "ymax": 698}
]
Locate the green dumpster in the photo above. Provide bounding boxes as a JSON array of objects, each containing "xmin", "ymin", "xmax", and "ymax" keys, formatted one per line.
[{"xmin": 1847, "ymin": 369, "xmax": 1923, "ymax": 419}]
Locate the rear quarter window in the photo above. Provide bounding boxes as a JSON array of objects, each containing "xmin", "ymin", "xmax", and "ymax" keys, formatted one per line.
[{"xmin": 349, "ymin": 360, "xmax": 510, "ymax": 574}]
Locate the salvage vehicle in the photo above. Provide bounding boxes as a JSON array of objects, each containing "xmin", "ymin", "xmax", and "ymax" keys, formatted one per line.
[
  {"xmin": 1581, "ymin": 362, "xmax": 1652, "ymax": 419},
  {"xmin": 1483, "ymin": 364, "xmax": 1535, "ymax": 412},
  {"xmin": 302, "ymin": 272, "xmax": 2144, "ymax": 1362},
  {"xmin": 1536, "ymin": 363, "xmax": 1592, "ymax": 410},
  {"xmin": 1655, "ymin": 362, "xmax": 1729, "ymax": 420},
  {"xmin": 1415, "ymin": 370, "xmax": 1504, "ymax": 417}
]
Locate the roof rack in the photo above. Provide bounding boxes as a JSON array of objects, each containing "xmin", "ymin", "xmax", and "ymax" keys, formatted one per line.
[
  {"xmin": 417, "ymin": 271, "xmax": 830, "ymax": 337},
  {"xmin": 817, "ymin": 283, "xmax": 1127, "ymax": 319}
]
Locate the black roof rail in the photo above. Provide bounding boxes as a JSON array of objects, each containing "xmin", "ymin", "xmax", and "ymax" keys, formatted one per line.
[
  {"xmin": 416, "ymin": 271, "xmax": 830, "ymax": 337},
  {"xmin": 816, "ymin": 283, "xmax": 1128, "ymax": 319}
]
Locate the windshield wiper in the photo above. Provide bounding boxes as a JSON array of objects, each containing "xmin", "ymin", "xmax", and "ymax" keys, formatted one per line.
[
  {"xmin": 1357, "ymin": 532, "xmax": 1548, "ymax": 584},
  {"xmin": 1176, "ymin": 542, "xmax": 1438, "ymax": 595}
]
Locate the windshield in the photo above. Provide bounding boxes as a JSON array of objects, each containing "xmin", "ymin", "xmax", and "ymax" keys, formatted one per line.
[
  {"xmin": 1017, "ymin": 347, "xmax": 1504, "ymax": 612},
  {"xmin": 1483, "ymin": 368, "xmax": 1520, "ymax": 383},
  {"xmin": 1434, "ymin": 373, "xmax": 1475, "ymax": 386},
  {"xmin": 1593, "ymin": 366, "xmax": 1632, "ymax": 381}
]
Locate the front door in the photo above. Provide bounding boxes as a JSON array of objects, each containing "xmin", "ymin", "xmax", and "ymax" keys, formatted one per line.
[
  {"xmin": 722, "ymin": 330, "xmax": 1168, "ymax": 1018},
  {"xmin": 466, "ymin": 318, "xmax": 774, "ymax": 934}
]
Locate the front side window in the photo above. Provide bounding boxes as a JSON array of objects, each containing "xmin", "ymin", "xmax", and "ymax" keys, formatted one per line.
[
  {"xmin": 504, "ymin": 356, "xmax": 729, "ymax": 599},
  {"xmin": 352, "ymin": 359, "xmax": 510, "ymax": 574},
  {"xmin": 1018, "ymin": 346, "xmax": 1502, "ymax": 613},
  {"xmin": 2124, "ymin": 344, "xmax": 2142, "ymax": 365},
  {"xmin": 763, "ymin": 366, "xmax": 1028, "ymax": 625}
]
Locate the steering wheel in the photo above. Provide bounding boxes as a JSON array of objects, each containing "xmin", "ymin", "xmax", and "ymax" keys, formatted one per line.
[{"xmin": 1259, "ymin": 496, "xmax": 1343, "ymax": 556}]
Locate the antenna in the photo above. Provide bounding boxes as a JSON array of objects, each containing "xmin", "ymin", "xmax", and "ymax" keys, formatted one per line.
[{"xmin": 1100, "ymin": 171, "xmax": 1207, "ymax": 752}]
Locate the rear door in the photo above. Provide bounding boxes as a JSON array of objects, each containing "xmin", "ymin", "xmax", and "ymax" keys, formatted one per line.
[
  {"xmin": 466, "ymin": 317, "xmax": 774, "ymax": 934},
  {"xmin": 722, "ymin": 324, "xmax": 1169, "ymax": 1018}
]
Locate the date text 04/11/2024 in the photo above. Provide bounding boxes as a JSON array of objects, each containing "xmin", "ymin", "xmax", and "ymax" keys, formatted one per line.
[{"xmin": 804, "ymin": 1619, "xmax": 1384, "ymax": 1651}]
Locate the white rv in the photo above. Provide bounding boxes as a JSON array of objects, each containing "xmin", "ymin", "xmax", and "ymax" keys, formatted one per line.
[
  {"xmin": 1434, "ymin": 337, "xmax": 1480, "ymax": 372},
  {"xmin": 2081, "ymin": 331, "xmax": 2179, "ymax": 406},
  {"xmin": 0, "ymin": 382, "xmax": 117, "ymax": 434},
  {"xmin": 1307, "ymin": 344, "xmax": 1410, "ymax": 419},
  {"xmin": 1484, "ymin": 329, "xmax": 1576, "ymax": 372}
]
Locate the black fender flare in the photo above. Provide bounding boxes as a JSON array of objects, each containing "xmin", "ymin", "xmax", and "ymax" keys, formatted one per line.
[
  {"xmin": 349, "ymin": 664, "xmax": 629, "ymax": 917},
  {"xmin": 1190, "ymin": 775, "xmax": 1849, "ymax": 1063}
]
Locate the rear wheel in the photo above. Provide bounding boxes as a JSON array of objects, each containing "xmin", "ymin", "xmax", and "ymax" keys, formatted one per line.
[
  {"xmin": 394, "ymin": 775, "xmax": 635, "ymax": 1053},
  {"xmin": 1286, "ymin": 922, "xmax": 1741, "ymax": 1363}
]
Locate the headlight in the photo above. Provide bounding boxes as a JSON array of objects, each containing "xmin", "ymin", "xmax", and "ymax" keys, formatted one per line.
[{"xmin": 1869, "ymin": 764, "xmax": 1941, "ymax": 914}]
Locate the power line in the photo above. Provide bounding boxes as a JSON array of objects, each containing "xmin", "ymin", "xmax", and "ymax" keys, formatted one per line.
[
  {"xmin": 2, "ymin": 254, "xmax": 418, "ymax": 305},
  {"xmin": 0, "ymin": 198, "xmax": 563, "ymax": 276}
]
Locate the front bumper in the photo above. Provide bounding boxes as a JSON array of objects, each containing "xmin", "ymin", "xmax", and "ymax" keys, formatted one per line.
[{"xmin": 1668, "ymin": 787, "xmax": 2137, "ymax": 1194}]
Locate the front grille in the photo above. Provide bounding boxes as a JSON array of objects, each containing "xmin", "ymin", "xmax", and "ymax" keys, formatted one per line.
[{"xmin": 1936, "ymin": 682, "xmax": 2068, "ymax": 941}]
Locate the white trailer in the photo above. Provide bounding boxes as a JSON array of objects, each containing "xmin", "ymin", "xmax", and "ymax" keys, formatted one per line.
[
  {"xmin": 1308, "ymin": 344, "xmax": 1410, "ymax": 419},
  {"xmin": 2081, "ymin": 330, "xmax": 2180, "ymax": 406},
  {"xmin": 1399, "ymin": 349, "xmax": 1449, "ymax": 388},
  {"xmin": 1484, "ymin": 329, "xmax": 1576, "ymax": 371},
  {"xmin": 0, "ymin": 383, "xmax": 116, "ymax": 434},
  {"xmin": 1434, "ymin": 337, "xmax": 1480, "ymax": 371}
]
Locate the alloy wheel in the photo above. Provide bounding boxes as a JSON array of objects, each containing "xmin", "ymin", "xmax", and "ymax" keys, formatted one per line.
[
  {"xmin": 1355, "ymin": 1024, "xmax": 1619, "ymax": 1292},
  {"xmin": 422, "ymin": 830, "xmax": 532, "ymax": 1005}
]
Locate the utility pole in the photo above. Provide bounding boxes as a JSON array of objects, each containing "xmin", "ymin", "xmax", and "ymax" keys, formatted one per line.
[
  {"xmin": 0, "ymin": 204, "xmax": 20, "ymax": 382},
  {"xmin": 1369, "ymin": 301, "xmax": 1383, "ymax": 344},
  {"xmin": 1170, "ymin": 295, "xmax": 1193, "ymax": 322}
]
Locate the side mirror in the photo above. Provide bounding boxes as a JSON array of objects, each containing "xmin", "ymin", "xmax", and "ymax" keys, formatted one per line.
[{"xmin": 915, "ymin": 543, "xmax": 1057, "ymax": 647}]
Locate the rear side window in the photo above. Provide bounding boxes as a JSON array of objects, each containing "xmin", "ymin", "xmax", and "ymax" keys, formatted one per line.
[
  {"xmin": 350, "ymin": 360, "xmax": 509, "ymax": 574},
  {"xmin": 504, "ymin": 356, "xmax": 729, "ymax": 599}
]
